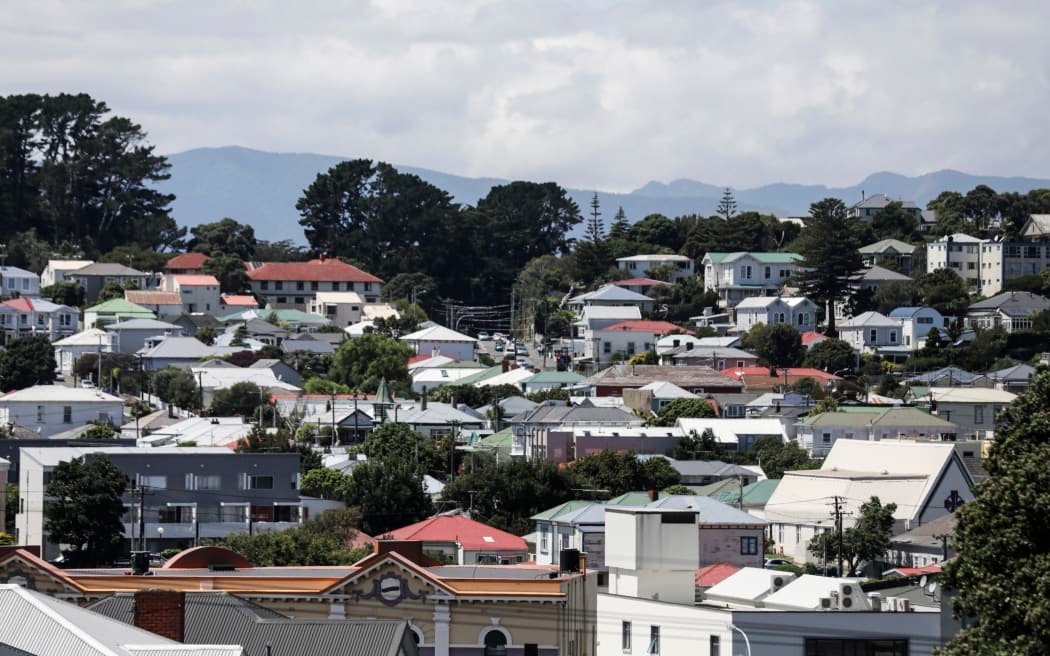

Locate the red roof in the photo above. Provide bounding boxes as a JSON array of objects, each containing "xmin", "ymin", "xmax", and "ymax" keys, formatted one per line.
[
  {"xmin": 722, "ymin": 367, "xmax": 842, "ymax": 382},
  {"xmin": 801, "ymin": 331, "xmax": 828, "ymax": 346},
  {"xmin": 612, "ymin": 277, "xmax": 668, "ymax": 287},
  {"xmin": 0, "ymin": 298, "xmax": 34, "ymax": 312},
  {"xmin": 245, "ymin": 258, "xmax": 383, "ymax": 284},
  {"xmin": 174, "ymin": 274, "xmax": 220, "ymax": 286},
  {"xmin": 386, "ymin": 515, "xmax": 528, "ymax": 552},
  {"xmin": 696, "ymin": 563, "xmax": 740, "ymax": 587},
  {"xmin": 164, "ymin": 252, "xmax": 209, "ymax": 270},
  {"xmin": 601, "ymin": 320, "xmax": 694, "ymax": 336},
  {"xmin": 221, "ymin": 294, "xmax": 259, "ymax": 307},
  {"xmin": 125, "ymin": 290, "xmax": 182, "ymax": 305},
  {"xmin": 885, "ymin": 562, "xmax": 943, "ymax": 577}
]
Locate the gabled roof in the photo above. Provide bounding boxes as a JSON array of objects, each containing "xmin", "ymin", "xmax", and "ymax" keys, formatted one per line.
[
  {"xmin": 988, "ymin": 363, "xmax": 1037, "ymax": 382},
  {"xmin": 173, "ymin": 274, "xmax": 220, "ymax": 286},
  {"xmin": 401, "ymin": 325, "xmax": 477, "ymax": 343},
  {"xmin": 703, "ymin": 252, "xmax": 802, "ymax": 264},
  {"xmin": 858, "ymin": 265, "xmax": 912, "ymax": 282},
  {"xmin": 245, "ymin": 258, "xmax": 382, "ymax": 283},
  {"xmin": 1022, "ymin": 214, "xmax": 1050, "ymax": 238},
  {"xmin": 800, "ymin": 407, "xmax": 956, "ymax": 429},
  {"xmin": 905, "ymin": 366, "xmax": 985, "ymax": 385},
  {"xmin": 106, "ymin": 318, "xmax": 181, "ymax": 331},
  {"xmin": 639, "ymin": 380, "xmax": 698, "ymax": 399},
  {"xmin": 616, "ymin": 254, "xmax": 691, "ymax": 262},
  {"xmin": 0, "ymin": 385, "xmax": 122, "ymax": 403},
  {"xmin": 164, "ymin": 252, "xmax": 209, "ymax": 270},
  {"xmin": 734, "ymin": 295, "xmax": 813, "ymax": 310},
  {"xmin": 601, "ymin": 320, "xmax": 693, "ymax": 335},
  {"xmin": 141, "ymin": 337, "xmax": 244, "ymax": 361},
  {"xmin": 644, "ymin": 495, "xmax": 767, "ymax": 526},
  {"xmin": 850, "ymin": 193, "xmax": 918, "ymax": 210},
  {"xmin": 932, "ymin": 233, "xmax": 984, "ymax": 244},
  {"xmin": 888, "ymin": 306, "xmax": 939, "ymax": 318},
  {"xmin": 0, "ymin": 297, "xmax": 72, "ymax": 313},
  {"xmin": 800, "ymin": 331, "xmax": 827, "ymax": 346},
  {"xmin": 70, "ymin": 262, "xmax": 148, "ymax": 277},
  {"xmin": 387, "ymin": 515, "xmax": 528, "ymax": 551},
  {"xmin": 612, "ymin": 277, "xmax": 668, "ymax": 287},
  {"xmin": 968, "ymin": 291, "xmax": 1050, "ymax": 314},
  {"xmin": 523, "ymin": 371, "xmax": 585, "ymax": 385},
  {"xmin": 696, "ymin": 563, "xmax": 741, "ymax": 588},
  {"xmin": 839, "ymin": 311, "xmax": 900, "ymax": 328},
  {"xmin": 124, "ymin": 290, "xmax": 182, "ymax": 306},
  {"xmin": 0, "ymin": 266, "xmax": 37, "ymax": 278},
  {"xmin": 85, "ymin": 298, "xmax": 156, "ymax": 316},
  {"xmin": 531, "ymin": 500, "xmax": 596, "ymax": 521},
  {"xmin": 53, "ymin": 328, "xmax": 112, "ymax": 347},
  {"xmin": 220, "ymin": 294, "xmax": 259, "ymax": 307},
  {"xmin": 570, "ymin": 285, "xmax": 653, "ymax": 304},
  {"xmin": 575, "ymin": 305, "xmax": 643, "ymax": 322},
  {"xmin": 858, "ymin": 238, "xmax": 917, "ymax": 255},
  {"xmin": 927, "ymin": 387, "xmax": 1017, "ymax": 404}
]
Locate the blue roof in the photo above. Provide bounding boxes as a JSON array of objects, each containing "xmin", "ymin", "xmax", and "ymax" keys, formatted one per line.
[{"xmin": 888, "ymin": 306, "xmax": 925, "ymax": 317}]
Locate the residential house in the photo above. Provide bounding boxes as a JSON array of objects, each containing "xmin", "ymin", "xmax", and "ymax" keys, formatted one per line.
[
  {"xmin": 801, "ymin": 330, "xmax": 827, "ymax": 349},
  {"xmin": 68, "ymin": 262, "xmax": 150, "ymax": 302},
  {"xmin": 16, "ymin": 446, "xmax": 301, "ymax": 559},
  {"xmin": 988, "ymin": 363, "xmax": 1037, "ymax": 392},
  {"xmin": 966, "ymin": 291, "xmax": 1050, "ymax": 333},
  {"xmin": 0, "ymin": 585, "xmax": 242, "ymax": 656},
  {"xmin": 221, "ymin": 317, "xmax": 289, "ymax": 347},
  {"xmin": 387, "ymin": 513, "xmax": 528, "ymax": 565},
  {"xmin": 0, "ymin": 542, "xmax": 595, "ymax": 656},
  {"xmin": 837, "ymin": 311, "xmax": 905, "ymax": 357},
  {"xmin": 572, "ymin": 305, "xmax": 641, "ymax": 338},
  {"xmin": 0, "ymin": 385, "xmax": 123, "ymax": 438},
  {"xmin": 191, "ymin": 365, "xmax": 302, "ymax": 406},
  {"xmin": 888, "ymin": 512, "xmax": 957, "ymax": 570},
  {"xmin": 249, "ymin": 359, "xmax": 303, "ymax": 388},
  {"xmin": 410, "ymin": 360, "xmax": 489, "ymax": 393},
  {"xmin": 0, "ymin": 266, "xmax": 40, "ymax": 298},
  {"xmin": 1020, "ymin": 213, "xmax": 1050, "ymax": 240},
  {"xmin": 923, "ymin": 386, "xmax": 1017, "ymax": 440},
  {"xmin": 83, "ymin": 298, "xmax": 156, "ymax": 328},
  {"xmin": 622, "ymin": 380, "xmax": 699, "ymax": 414},
  {"xmin": 585, "ymin": 364, "xmax": 744, "ymax": 396},
  {"xmin": 53, "ymin": 328, "xmax": 113, "ymax": 377},
  {"xmin": 124, "ymin": 290, "xmax": 183, "ymax": 317},
  {"xmin": 106, "ymin": 318, "xmax": 182, "ymax": 354},
  {"xmin": 162, "ymin": 312, "xmax": 222, "ymax": 339},
  {"xmin": 219, "ymin": 308, "xmax": 331, "ymax": 332},
  {"xmin": 91, "ymin": 589, "xmax": 415, "ymax": 656},
  {"xmin": 616, "ymin": 253, "xmax": 694, "ymax": 281},
  {"xmin": 610, "ymin": 277, "xmax": 668, "ymax": 295},
  {"xmin": 307, "ymin": 291, "xmax": 367, "ymax": 326},
  {"xmin": 707, "ymin": 391, "xmax": 761, "ymax": 418},
  {"xmin": 139, "ymin": 335, "xmax": 245, "ymax": 371},
  {"xmin": 393, "ymin": 400, "xmax": 486, "ymax": 439},
  {"xmin": 676, "ymin": 417, "xmax": 789, "ymax": 452},
  {"xmin": 926, "ymin": 233, "xmax": 986, "ymax": 291},
  {"xmin": 0, "ymin": 297, "xmax": 78, "ymax": 343},
  {"xmin": 848, "ymin": 193, "xmax": 921, "ymax": 219},
  {"xmin": 401, "ymin": 325, "xmax": 478, "ymax": 361},
  {"xmin": 162, "ymin": 274, "xmax": 222, "ymax": 314},
  {"xmin": 532, "ymin": 425, "xmax": 681, "ymax": 463},
  {"xmin": 721, "ymin": 367, "xmax": 841, "ymax": 393},
  {"xmin": 733, "ymin": 295, "xmax": 816, "ymax": 333},
  {"xmin": 586, "ymin": 320, "xmax": 691, "ymax": 364},
  {"xmin": 520, "ymin": 370, "xmax": 585, "ymax": 394},
  {"xmin": 761, "ymin": 440, "xmax": 974, "ymax": 563},
  {"xmin": 163, "ymin": 251, "xmax": 209, "ymax": 274},
  {"xmin": 134, "ymin": 416, "xmax": 252, "ymax": 448},
  {"xmin": 532, "ymin": 501, "xmax": 608, "ymax": 569},
  {"xmin": 856, "ymin": 264, "xmax": 912, "ymax": 294},
  {"xmin": 245, "ymin": 256, "xmax": 383, "ymax": 309},
  {"xmin": 567, "ymin": 284, "xmax": 654, "ymax": 314},
  {"xmin": 638, "ymin": 456, "xmax": 760, "ymax": 487},
  {"xmin": 905, "ymin": 366, "xmax": 991, "ymax": 388},
  {"xmin": 701, "ymin": 251, "xmax": 803, "ymax": 308},
  {"xmin": 219, "ymin": 294, "xmax": 260, "ymax": 313},
  {"xmin": 979, "ymin": 240, "xmax": 1050, "ymax": 295},
  {"xmin": 655, "ymin": 333, "xmax": 707, "ymax": 354},
  {"xmin": 859, "ymin": 238, "xmax": 917, "ymax": 275},
  {"xmin": 40, "ymin": 259, "xmax": 93, "ymax": 288},
  {"xmin": 796, "ymin": 407, "xmax": 959, "ymax": 457},
  {"xmin": 888, "ymin": 306, "xmax": 949, "ymax": 351},
  {"xmin": 660, "ymin": 344, "xmax": 760, "ymax": 370}
]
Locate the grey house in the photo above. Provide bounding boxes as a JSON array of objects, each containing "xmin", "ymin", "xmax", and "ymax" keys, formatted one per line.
[
  {"xmin": 106, "ymin": 318, "xmax": 182, "ymax": 354},
  {"xmin": 68, "ymin": 263, "xmax": 151, "ymax": 303},
  {"xmin": 16, "ymin": 446, "xmax": 302, "ymax": 559}
]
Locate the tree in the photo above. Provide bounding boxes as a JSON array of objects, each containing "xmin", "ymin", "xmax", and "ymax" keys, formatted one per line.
[
  {"xmin": 717, "ymin": 188, "xmax": 738, "ymax": 220},
  {"xmin": 943, "ymin": 369, "xmax": 1050, "ymax": 653},
  {"xmin": 652, "ymin": 398, "xmax": 716, "ymax": 427},
  {"xmin": 626, "ymin": 213, "xmax": 678, "ymax": 250},
  {"xmin": 381, "ymin": 272, "xmax": 439, "ymax": 314},
  {"xmin": 300, "ymin": 468, "xmax": 351, "ymax": 500},
  {"xmin": 330, "ymin": 333, "xmax": 413, "ymax": 395},
  {"xmin": 188, "ymin": 217, "xmax": 257, "ymax": 259},
  {"xmin": 803, "ymin": 338, "xmax": 855, "ymax": 374},
  {"xmin": 253, "ymin": 239, "xmax": 310, "ymax": 262},
  {"xmin": 870, "ymin": 201, "xmax": 918, "ymax": 240},
  {"xmin": 41, "ymin": 281, "xmax": 85, "ymax": 308},
  {"xmin": 566, "ymin": 451, "xmax": 680, "ymax": 497},
  {"xmin": 808, "ymin": 496, "xmax": 896, "ymax": 576},
  {"xmin": 748, "ymin": 323, "xmax": 805, "ymax": 369},
  {"xmin": 0, "ymin": 335, "xmax": 56, "ymax": 389},
  {"xmin": 79, "ymin": 423, "xmax": 117, "ymax": 440},
  {"xmin": 44, "ymin": 455, "xmax": 127, "ymax": 566},
  {"xmin": 793, "ymin": 199, "xmax": 865, "ymax": 335},
  {"xmin": 226, "ymin": 507, "xmax": 369, "ymax": 566},
  {"xmin": 96, "ymin": 279, "xmax": 132, "ymax": 303},
  {"xmin": 343, "ymin": 461, "xmax": 434, "ymax": 535},
  {"xmin": 608, "ymin": 206, "xmax": 630, "ymax": 239},
  {"xmin": 151, "ymin": 367, "xmax": 199, "ymax": 410},
  {"xmin": 746, "ymin": 436, "xmax": 819, "ymax": 479},
  {"xmin": 202, "ymin": 255, "xmax": 249, "ymax": 294},
  {"xmin": 362, "ymin": 422, "xmax": 441, "ymax": 475},
  {"xmin": 99, "ymin": 245, "xmax": 169, "ymax": 273},
  {"xmin": 913, "ymin": 268, "xmax": 970, "ymax": 317},
  {"xmin": 575, "ymin": 192, "xmax": 611, "ymax": 283},
  {"xmin": 672, "ymin": 428, "xmax": 724, "ymax": 460},
  {"xmin": 209, "ymin": 382, "xmax": 264, "ymax": 418}
]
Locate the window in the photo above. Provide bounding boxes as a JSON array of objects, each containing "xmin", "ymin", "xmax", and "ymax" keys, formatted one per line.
[
  {"xmin": 62, "ymin": 406, "xmax": 72, "ymax": 424},
  {"xmin": 273, "ymin": 504, "xmax": 299, "ymax": 522},
  {"xmin": 524, "ymin": 645, "xmax": 538, "ymax": 656},
  {"xmin": 649, "ymin": 626, "xmax": 660, "ymax": 655},
  {"xmin": 158, "ymin": 505, "xmax": 194, "ymax": 524},
  {"xmin": 889, "ymin": 331, "xmax": 897, "ymax": 344},
  {"xmin": 139, "ymin": 475, "xmax": 167, "ymax": 490},
  {"xmin": 275, "ymin": 281, "xmax": 283, "ymax": 290},
  {"xmin": 540, "ymin": 531, "xmax": 549, "ymax": 553},
  {"xmin": 822, "ymin": 432, "xmax": 832, "ymax": 444},
  {"xmin": 804, "ymin": 638, "xmax": 908, "ymax": 656},
  {"xmin": 709, "ymin": 636, "xmax": 720, "ymax": 656},
  {"xmin": 869, "ymin": 329, "xmax": 877, "ymax": 343},
  {"xmin": 364, "ymin": 282, "xmax": 372, "ymax": 291},
  {"xmin": 296, "ymin": 281, "xmax": 304, "ymax": 290},
  {"xmin": 220, "ymin": 504, "xmax": 247, "ymax": 522},
  {"xmin": 561, "ymin": 533, "xmax": 570, "ymax": 549},
  {"xmin": 248, "ymin": 475, "xmax": 274, "ymax": 490},
  {"xmin": 627, "ymin": 342, "xmax": 636, "ymax": 355},
  {"xmin": 975, "ymin": 406, "xmax": 984, "ymax": 425},
  {"xmin": 483, "ymin": 630, "xmax": 508, "ymax": 656},
  {"xmin": 740, "ymin": 536, "xmax": 758, "ymax": 555},
  {"xmin": 764, "ymin": 266, "xmax": 771, "ymax": 279},
  {"xmin": 311, "ymin": 281, "xmax": 319, "ymax": 290},
  {"xmin": 743, "ymin": 265, "xmax": 752, "ymax": 279},
  {"xmin": 261, "ymin": 281, "xmax": 269, "ymax": 290},
  {"xmin": 276, "ymin": 297, "xmax": 287, "ymax": 304},
  {"xmin": 197, "ymin": 475, "xmax": 221, "ymax": 490},
  {"xmin": 36, "ymin": 405, "xmax": 44, "ymax": 423},
  {"xmin": 603, "ymin": 342, "xmax": 611, "ymax": 354},
  {"xmin": 294, "ymin": 297, "xmax": 304, "ymax": 305},
  {"xmin": 622, "ymin": 622, "xmax": 632, "ymax": 651}
]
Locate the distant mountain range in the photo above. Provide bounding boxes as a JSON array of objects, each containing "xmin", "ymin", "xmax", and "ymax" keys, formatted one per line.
[{"xmin": 159, "ymin": 146, "xmax": 1050, "ymax": 244}]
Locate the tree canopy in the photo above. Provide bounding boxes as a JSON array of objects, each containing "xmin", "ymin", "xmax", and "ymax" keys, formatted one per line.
[
  {"xmin": 225, "ymin": 507, "xmax": 370, "ymax": 566},
  {"xmin": 652, "ymin": 398, "xmax": 716, "ymax": 427},
  {"xmin": 803, "ymin": 338, "xmax": 856, "ymax": 374},
  {"xmin": 793, "ymin": 199, "xmax": 865, "ymax": 334},
  {"xmin": 808, "ymin": 496, "xmax": 896, "ymax": 576},
  {"xmin": 44, "ymin": 455, "xmax": 127, "ymax": 566},
  {"xmin": 188, "ymin": 217, "xmax": 257, "ymax": 259},
  {"xmin": 0, "ymin": 335, "xmax": 56, "ymax": 390},
  {"xmin": 209, "ymin": 382, "xmax": 265, "ymax": 418},
  {"xmin": 330, "ymin": 333, "xmax": 413, "ymax": 395},
  {"xmin": 565, "ymin": 451, "xmax": 680, "ymax": 497},
  {"xmin": 746, "ymin": 323, "xmax": 806, "ymax": 369}
]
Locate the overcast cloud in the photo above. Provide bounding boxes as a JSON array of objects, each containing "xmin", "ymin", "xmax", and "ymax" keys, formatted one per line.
[{"xmin": 3, "ymin": 0, "xmax": 1049, "ymax": 190}]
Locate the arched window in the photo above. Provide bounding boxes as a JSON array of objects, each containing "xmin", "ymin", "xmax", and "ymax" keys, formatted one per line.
[{"xmin": 484, "ymin": 630, "xmax": 508, "ymax": 656}]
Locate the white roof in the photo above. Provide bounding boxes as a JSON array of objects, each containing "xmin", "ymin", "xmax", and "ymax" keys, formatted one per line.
[
  {"xmin": 413, "ymin": 366, "xmax": 488, "ymax": 385},
  {"xmin": 617, "ymin": 254, "xmax": 691, "ymax": 262},
  {"xmin": 639, "ymin": 380, "xmax": 698, "ymax": 399},
  {"xmin": 345, "ymin": 320, "xmax": 374, "ymax": 336},
  {"xmin": 402, "ymin": 325, "xmax": 477, "ymax": 343},
  {"xmin": 0, "ymin": 266, "xmax": 37, "ymax": 278},
  {"xmin": 933, "ymin": 233, "xmax": 985, "ymax": 243},
  {"xmin": 190, "ymin": 367, "xmax": 302, "ymax": 392},
  {"xmin": 569, "ymin": 396, "xmax": 623, "ymax": 408},
  {"xmin": 106, "ymin": 318, "xmax": 181, "ymax": 331},
  {"xmin": 46, "ymin": 259, "xmax": 94, "ymax": 271},
  {"xmin": 704, "ymin": 567, "xmax": 797, "ymax": 605},
  {"xmin": 927, "ymin": 387, "xmax": 1017, "ymax": 403},
  {"xmin": 695, "ymin": 336, "xmax": 742, "ymax": 347},
  {"xmin": 839, "ymin": 311, "xmax": 900, "ymax": 328},
  {"xmin": 135, "ymin": 416, "xmax": 251, "ymax": 448},
  {"xmin": 734, "ymin": 295, "xmax": 812, "ymax": 310},
  {"xmin": 0, "ymin": 584, "xmax": 242, "ymax": 656},
  {"xmin": 570, "ymin": 426, "xmax": 680, "ymax": 438},
  {"xmin": 763, "ymin": 575, "xmax": 868, "ymax": 610},
  {"xmin": 54, "ymin": 328, "xmax": 113, "ymax": 347},
  {"xmin": 0, "ymin": 385, "xmax": 122, "ymax": 404},
  {"xmin": 675, "ymin": 418, "xmax": 788, "ymax": 445},
  {"xmin": 362, "ymin": 303, "xmax": 400, "ymax": 320},
  {"xmin": 407, "ymin": 354, "xmax": 457, "ymax": 371},
  {"xmin": 476, "ymin": 367, "xmax": 534, "ymax": 388},
  {"xmin": 20, "ymin": 445, "xmax": 236, "ymax": 467},
  {"xmin": 576, "ymin": 306, "xmax": 642, "ymax": 321},
  {"xmin": 570, "ymin": 285, "xmax": 653, "ymax": 304},
  {"xmin": 312, "ymin": 291, "xmax": 365, "ymax": 304}
]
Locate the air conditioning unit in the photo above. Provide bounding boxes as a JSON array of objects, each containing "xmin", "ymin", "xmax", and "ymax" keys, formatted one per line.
[
  {"xmin": 772, "ymin": 575, "xmax": 785, "ymax": 589},
  {"xmin": 819, "ymin": 597, "xmax": 832, "ymax": 610},
  {"xmin": 841, "ymin": 596, "xmax": 854, "ymax": 609}
]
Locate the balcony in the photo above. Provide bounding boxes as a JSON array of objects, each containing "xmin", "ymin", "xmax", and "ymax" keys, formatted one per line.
[{"xmin": 125, "ymin": 520, "xmax": 302, "ymax": 541}]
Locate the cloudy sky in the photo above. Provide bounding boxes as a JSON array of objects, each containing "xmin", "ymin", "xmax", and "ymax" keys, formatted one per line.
[{"xmin": 3, "ymin": 0, "xmax": 1049, "ymax": 191}]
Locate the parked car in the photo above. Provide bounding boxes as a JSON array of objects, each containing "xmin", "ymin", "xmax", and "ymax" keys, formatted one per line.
[
  {"xmin": 494, "ymin": 342, "xmax": 504, "ymax": 352},
  {"xmin": 80, "ymin": 379, "xmax": 95, "ymax": 389},
  {"xmin": 478, "ymin": 331, "xmax": 491, "ymax": 340},
  {"xmin": 764, "ymin": 558, "xmax": 791, "ymax": 569}
]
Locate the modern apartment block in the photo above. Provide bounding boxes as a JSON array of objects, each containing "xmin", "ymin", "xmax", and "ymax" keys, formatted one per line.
[{"xmin": 16, "ymin": 446, "xmax": 302, "ymax": 559}]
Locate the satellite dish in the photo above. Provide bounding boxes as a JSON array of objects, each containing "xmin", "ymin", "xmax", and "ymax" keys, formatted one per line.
[
  {"xmin": 926, "ymin": 582, "xmax": 938, "ymax": 595},
  {"xmin": 919, "ymin": 575, "xmax": 928, "ymax": 587}
]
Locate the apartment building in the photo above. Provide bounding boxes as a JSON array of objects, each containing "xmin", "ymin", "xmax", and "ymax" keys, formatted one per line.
[
  {"xmin": 926, "ymin": 233, "xmax": 985, "ymax": 290},
  {"xmin": 245, "ymin": 256, "xmax": 383, "ymax": 309}
]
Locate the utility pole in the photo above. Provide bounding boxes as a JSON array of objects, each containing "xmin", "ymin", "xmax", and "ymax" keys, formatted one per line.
[
  {"xmin": 509, "ymin": 287, "xmax": 515, "ymax": 341},
  {"xmin": 737, "ymin": 475, "xmax": 745, "ymax": 510},
  {"xmin": 197, "ymin": 370, "xmax": 204, "ymax": 416},
  {"xmin": 138, "ymin": 483, "xmax": 147, "ymax": 552},
  {"xmin": 830, "ymin": 495, "xmax": 851, "ymax": 577}
]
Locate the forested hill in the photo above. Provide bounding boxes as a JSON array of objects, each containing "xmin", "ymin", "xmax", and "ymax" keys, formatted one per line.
[{"xmin": 161, "ymin": 146, "xmax": 1050, "ymax": 244}]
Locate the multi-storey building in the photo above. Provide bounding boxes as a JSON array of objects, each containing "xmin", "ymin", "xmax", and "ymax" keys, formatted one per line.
[
  {"xmin": 701, "ymin": 252, "xmax": 803, "ymax": 308},
  {"xmin": 0, "ymin": 297, "xmax": 79, "ymax": 343},
  {"xmin": 926, "ymin": 233, "xmax": 985, "ymax": 290},
  {"xmin": 245, "ymin": 256, "xmax": 383, "ymax": 309}
]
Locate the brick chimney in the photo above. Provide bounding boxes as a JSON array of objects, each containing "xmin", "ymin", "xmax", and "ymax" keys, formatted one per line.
[
  {"xmin": 375, "ymin": 540, "xmax": 426, "ymax": 565},
  {"xmin": 134, "ymin": 590, "xmax": 185, "ymax": 642}
]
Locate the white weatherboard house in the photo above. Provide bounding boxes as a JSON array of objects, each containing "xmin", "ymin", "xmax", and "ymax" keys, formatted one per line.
[
  {"xmin": 40, "ymin": 259, "xmax": 93, "ymax": 288},
  {"xmin": 733, "ymin": 295, "xmax": 816, "ymax": 333},
  {"xmin": 401, "ymin": 325, "xmax": 477, "ymax": 361},
  {"xmin": 616, "ymin": 253, "xmax": 694, "ymax": 281},
  {"xmin": 760, "ymin": 440, "xmax": 974, "ymax": 564},
  {"xmin": 53, "ymin": 328, "xmax": 113, "ymax": 377},
  {"xmin": 0, "ymin": 385, "xmax": 124, "ymax": 437},
  {"xmin": 0, "ymin": 266, "xmax": 40, "ymax": 298},
  {"xmin": 701, "ymin": 251, "xmax": 803, "ymax": 308}
]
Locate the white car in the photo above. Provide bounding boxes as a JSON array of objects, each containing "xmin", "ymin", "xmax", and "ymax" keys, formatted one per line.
[
  {"xmin": 80, "ymin": 379, "xmax": 95, "ymax": 389},
  {"xmin": 478, "ymin": 331, "xmax": 491, "ymax": 341}
]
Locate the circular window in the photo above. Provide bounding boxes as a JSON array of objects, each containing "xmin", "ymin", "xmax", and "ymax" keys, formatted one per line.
[
  {"xmin": 484, "ymin": 630, "xmax": 508, "ymax": 656},
  {"xmin": 379, "ymin": 575, "xmax": 402, "ymax": 602}
]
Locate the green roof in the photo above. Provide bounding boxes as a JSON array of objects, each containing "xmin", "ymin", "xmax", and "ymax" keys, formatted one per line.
[
  {"xmin": 218, "ymin": 309, "xmax": 328, "ymax": 324},
  {"xmin": 690, "ymin": 479, "xmax": 740, "ymax": 497},
  {"xmin": 438, "ymin": 361, "xmax": 489, "ymax": 369},
  {"xmin": 373, "ymin": 377, "xmax": 393, "ymax": 404},
  {"xmin": 606, "ymin": 491, "xmax": 665, "ymax": 506},
  {"xmin": 453, "ymin": 366, "xmax": 504, "ymax": 386},
  {"xmin": 713, "ymin": 479, "xmax": 780, "ymax": 507},
  {"xmin": 85, "ymin": 298, "xmax": 156, "ymax": 316},
  {"xmin": 478, "ymin": 427, "xmax": 512, "ymax": 448},
  {"xmin": 531, "ymin": 499, "xmax": 594, "ymax": 521},
  {"xmin": 704, "ymin": 252, "xmax": 802, "ymax": 264},
  {"xmin": 802, "ymin": 406, "xmax": 955, "ymax": 429},
  {"xmin": 524, "ymin": 371, "xmax": 585, "ymax": 384}
]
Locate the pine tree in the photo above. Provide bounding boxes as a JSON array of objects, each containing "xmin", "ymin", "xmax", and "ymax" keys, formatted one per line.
[
  {"xmin": 576, "ymin": 192, "xmax": 611, "ymax": 283},
  {"xmin": 608, "ymin": 206, "xmax": 630, "ymax": 239},
  {"xmin": 586, "ymin": 192, "xmax": 605, "ymax": 242},
  {"xmin": 717, "ymin": 187, "xmax": 738, "ymax": 220},
  {"xmin": 793, "ymin": 198, "xmax": 864, "ymax": 335}
]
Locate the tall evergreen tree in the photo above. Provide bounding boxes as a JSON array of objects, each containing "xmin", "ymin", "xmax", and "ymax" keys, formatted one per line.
[
  {"xmin": 587, "ymin": 192, "xmax": 604, "ymax": 242},
  {"xmin": 717, "ymin": 187, "xmax": 738, "ymax": 220},
  {"xmin": 793, "ymin": 198, "xmax": 864, "ymax": 335},
  {"xmin": 576, "ymin": 192, "xmax": 610, "ymax": 283},
  {"xmin": 608, "ymin": 206, "xmax": 630, "ymax": 239}
]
